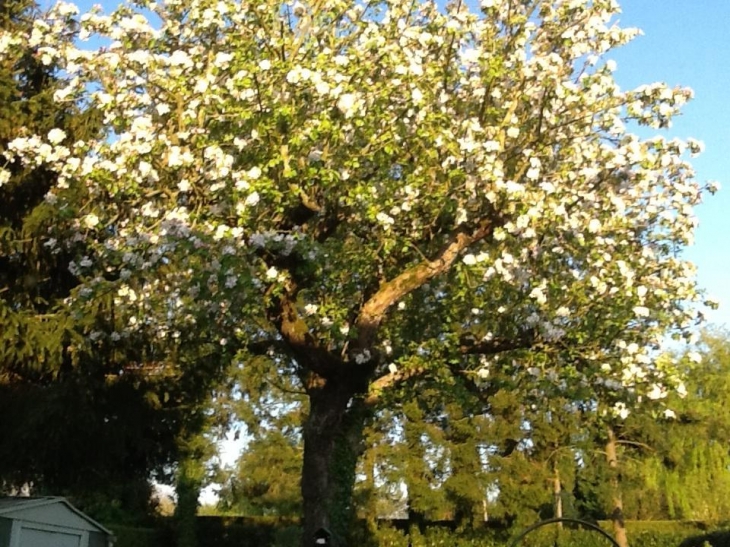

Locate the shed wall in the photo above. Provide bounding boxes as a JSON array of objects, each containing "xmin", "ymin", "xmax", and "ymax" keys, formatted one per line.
[
  {"xmin": 89, "ymin": 530, "xmax": 108, "ymax": 547},
  {"xmin": 7, "ymin": 503, "xmax": 98, "ymax": 531},
  {"xmin": 0, "ymin": 518, "xmax": 10, "ymax": 547},
  {"xmin": 17, "ymin": 526, "xmax": 82, "ymax": 547}
]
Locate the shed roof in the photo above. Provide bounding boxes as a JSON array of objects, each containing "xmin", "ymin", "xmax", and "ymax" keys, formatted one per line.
[{"xmin": 0, "ymin": 497, "xmax": 112, "ymax": 535}]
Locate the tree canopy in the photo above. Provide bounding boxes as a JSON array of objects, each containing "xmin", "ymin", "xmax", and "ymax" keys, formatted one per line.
[{"xmin": 0, "ymin": 0, "xmax": 715, "ymax": 542}]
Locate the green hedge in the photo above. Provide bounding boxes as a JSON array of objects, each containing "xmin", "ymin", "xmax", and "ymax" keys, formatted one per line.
[
  {"xmin": 504, "ymin": 521, "xmax": 709, "ymax": 547},
  {"xmin": 104, "ymin": 518, "xmax": 730, "ymax": 547},
  {"xmin": 361, "ymin": 520, "xmax": 719, "ymax": 547},
  {"xmin": 107, "ymin": 517, "xmax": 303, "ymax": 547},
  {"xmin": 107, "ymin": 524, "xmax": 173, "ymax": 547},
  {"xmin": 195, "ymin": 516, "xmax": 301, "ymax": 547}
]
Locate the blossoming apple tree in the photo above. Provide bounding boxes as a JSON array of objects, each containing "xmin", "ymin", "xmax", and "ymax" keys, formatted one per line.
[{"xmin": 0, "ymin": 0, "xmax": 717, "ymax": 541}]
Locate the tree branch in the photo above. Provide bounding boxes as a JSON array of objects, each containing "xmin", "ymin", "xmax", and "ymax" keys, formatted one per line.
[
  {"xmin": 363, "ymin": 366, "xmax": 426, "ymax": 406},
  {"xmin": 616, "ymin": 439, "xmax": 654, "ymax": 452},
  {"xmin": 363, "ymin": 330, "xmax": 536, "ymax": 406},
  {"xmin": 354, "ymin": 217, "xmax": 498, "ymax": 350},
  {"xmin": 269, "ymin": 281, "xmax": 342, "ymax": 378},
  {"xmin": 246, "ymin": 338, "xmax": 290, "ymax": 356},
  {"xmin": 459, "ymin": 329, "xmax": 537, "ymax": 355}
]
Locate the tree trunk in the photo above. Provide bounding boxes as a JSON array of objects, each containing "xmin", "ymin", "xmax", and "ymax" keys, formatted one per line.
[
  {"xmin": 174, "ymin": 458, "xmax": 203, "ymax": 547},
  {"xmin": 301, "ymin": 379, "xmax": 368, "ymax": 547},
  {"xmin": 553, "ymin": 465, "xmax": 562, "ymax": 529},
  {"xmin": 362, "ymin": 448, "xmax": 379, "ymax": 539},
  {"xmin": 606, "ymin": 427, "xmax": 629, "ymax": 547}
]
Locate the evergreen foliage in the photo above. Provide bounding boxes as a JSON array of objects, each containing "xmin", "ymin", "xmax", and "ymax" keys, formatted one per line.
[{"xmin": 0, "ymin": 1, "xmax": 231, "ymax": 523}]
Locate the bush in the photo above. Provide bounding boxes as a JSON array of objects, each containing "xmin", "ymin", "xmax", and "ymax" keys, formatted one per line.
[
  {"xmin": 272, "ymin": 525, "xmax": 302, "ymax": 547},
  {"xmin": 362, "ymin": 522, "xmax": 504, "ymax": 547},
  {"xmin": 107, "ymin": 524, "xmax": 173, "ymax": 547},
  {"xmin": 508, "ymin": 521, "xmax": 706, "ymax": 547},
  {"xmin": 193, "ymin": 516, "xmax": 301, "ymax": 546}
]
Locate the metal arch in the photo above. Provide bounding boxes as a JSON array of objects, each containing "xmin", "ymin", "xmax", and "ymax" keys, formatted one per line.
[{"xmin": 508, "ymin": 518, "xmax": 620, "ymax": 547}]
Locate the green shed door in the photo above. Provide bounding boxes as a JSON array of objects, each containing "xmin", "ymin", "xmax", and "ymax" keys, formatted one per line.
[{"xmin": 18, "ymin": 526, "xmax": 82, "ymax": 547}]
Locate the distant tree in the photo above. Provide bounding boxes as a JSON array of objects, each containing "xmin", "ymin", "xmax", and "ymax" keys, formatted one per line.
[
  {"xmin": 615, "ymin": 333, "xmax": 730, "ymax": 521},
  {"xmin": 572, "ymin": 335, "xmax": 730, "ymax": 532},
  {"xmin": 664, "ymin": 332, "xmax": 730, "ymax": 520},
  {"xmin": 219, "ymin": 429, "xmax": 303, "ymax": 517},
  {"xmin": 216, "ymin": 352, "xmax": 307, "ymax": 517},
  {"xmin": 397, "ymin": 396, "xmax": 451, "ymax": 524}
]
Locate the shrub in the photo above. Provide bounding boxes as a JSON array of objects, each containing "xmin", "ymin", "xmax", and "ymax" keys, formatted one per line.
[{"xmin": 107, "ymin": 524, "xmax": 173, "ymax": 547}]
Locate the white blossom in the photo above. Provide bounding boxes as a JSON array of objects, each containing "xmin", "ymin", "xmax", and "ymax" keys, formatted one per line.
[
  {"xmin": 83, "ymin": 214, "xmax": 100, "ymax": 228},
  {"xmin": 337, "ymin": 93, "xmax": 359, "ymax": 117},
  {"xmin": 463, "ymin": 253, "xmax": 477, "ymax": 266},
  {"xmin": 646, "ymin": 384, "xmax": 667, "ymax": 400},
  {"xmin": 47, "ymin": 128, "xmax": 66, "ymax": 144},
  {"xmin": 687, "ymin": 351, "xmax": 702, "ymax": 364},
  {"xmin": 355, "ymin": 349, "xmax": 372, "ymax": 364},
  {"xmin": 612, "ymin": 402, "xmax": 630, "ymax": 420}
]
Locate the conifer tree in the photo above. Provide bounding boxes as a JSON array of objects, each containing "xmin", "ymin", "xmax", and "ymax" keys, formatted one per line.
[
  {"xmin": 0, "ymin": 3, "xmax": 228, "ymax": 523},
  {"xmin": 0, "ymin": 0, "xmax": 106, "ymax": 495}
]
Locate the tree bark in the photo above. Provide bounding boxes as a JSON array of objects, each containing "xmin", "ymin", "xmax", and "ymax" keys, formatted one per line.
[
  {"xmin": 174, "ymin": 457, "xmax": 204, "ymax": 547},
  {"xmin": 606, "ymin": 427, "xmax": 629, "ymax": 547},
  {"xmin": 301, "ymin": 377, "xmax": 368, "ymax": 547}
]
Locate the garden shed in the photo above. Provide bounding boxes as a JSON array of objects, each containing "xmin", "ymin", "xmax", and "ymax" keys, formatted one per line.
[{"xmin": 0, "ymin": 497, "xmax": 113, "ymax": 547}]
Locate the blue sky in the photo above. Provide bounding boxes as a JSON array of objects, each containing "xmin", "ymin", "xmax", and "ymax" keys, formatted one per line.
[{"xmin": 610, "ymin": 0, "xmax": 730, "ymax": 329}]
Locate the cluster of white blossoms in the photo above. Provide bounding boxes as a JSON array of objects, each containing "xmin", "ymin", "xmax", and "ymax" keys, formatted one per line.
[{"xmin": 0, "ymin": 0, "xmax": 715, "ymax": 414}]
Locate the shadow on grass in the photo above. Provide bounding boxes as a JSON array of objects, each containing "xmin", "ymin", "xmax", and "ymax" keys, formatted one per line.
[{"xmin": 680, "ymin": 529, "xmax": 730, "ymax": 547}]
